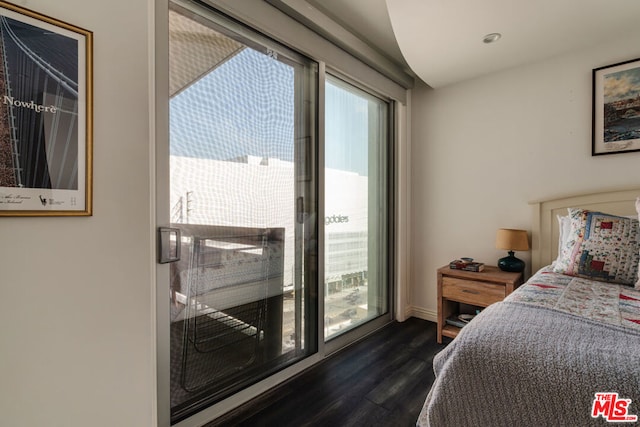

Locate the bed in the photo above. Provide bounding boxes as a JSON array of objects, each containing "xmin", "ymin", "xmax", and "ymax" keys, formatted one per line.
[{"xmin": 417, "ymin": 188, "xmax": 640, "ymax": 426}]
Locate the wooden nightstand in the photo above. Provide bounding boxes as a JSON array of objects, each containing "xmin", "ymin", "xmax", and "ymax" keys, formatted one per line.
[{"xmin": 437, "ymin": 265, "xmax": 523, "ymax": 343}]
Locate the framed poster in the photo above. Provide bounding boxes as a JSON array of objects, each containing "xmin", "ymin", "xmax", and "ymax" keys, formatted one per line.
[
  {"xmin": 0, "ymin": 1, "xmax": 92, "ymax": 216},
  {"xmin": 592, "ymin": 58, "xmax": 640, "ymax": 156}
]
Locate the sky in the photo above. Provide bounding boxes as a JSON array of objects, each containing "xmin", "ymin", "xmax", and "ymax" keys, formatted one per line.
[
  {"xmin": 603, "ymin": 66, "xmax": 640, "ymax": 104},
  {"xmin": 170, "ymin": 47, "xmax": 373, "ymax": 176}
]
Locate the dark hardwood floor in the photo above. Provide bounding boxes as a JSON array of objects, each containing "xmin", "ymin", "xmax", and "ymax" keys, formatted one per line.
[{"xmin": 206, "ymin": 318, "xmax": 447, "ymax": 427}]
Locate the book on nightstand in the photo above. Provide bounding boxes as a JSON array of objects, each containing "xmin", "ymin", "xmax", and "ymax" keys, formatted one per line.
[
  {"xmin": 445, "ymin": 313, "xmax": 477, "ymax": 328},
  {"xmin": 449, "ymin": 260, "xmax": 485, "ymax": 272},
  {"xmin": 445, "ymin": 315, "xmax": 467, "ymax": 328}
]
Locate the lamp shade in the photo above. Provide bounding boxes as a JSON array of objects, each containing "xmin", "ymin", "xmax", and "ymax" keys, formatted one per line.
[{"xmin": 495, "ymin": 229, "xmax": 529, "ymax": 251}]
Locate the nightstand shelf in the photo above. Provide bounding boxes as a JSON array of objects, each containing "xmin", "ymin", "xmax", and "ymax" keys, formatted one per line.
[
  {"xmin": 441, "ymin": 324, "xmax": 461, "ymax": 340},
  {"xmin": 437, "ymin": 265, "xmax": 523, "ymax": 343}
]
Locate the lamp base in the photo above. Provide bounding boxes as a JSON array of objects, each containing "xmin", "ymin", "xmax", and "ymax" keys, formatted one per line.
[{"xmin": 498, "ymin": 251, "xmax": 525, "ymax": 272}]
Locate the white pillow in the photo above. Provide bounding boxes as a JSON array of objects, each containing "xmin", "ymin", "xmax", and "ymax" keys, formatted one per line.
[{"xmin": 554, "ymin": 214, "xmax": 571, "ymax": 266}]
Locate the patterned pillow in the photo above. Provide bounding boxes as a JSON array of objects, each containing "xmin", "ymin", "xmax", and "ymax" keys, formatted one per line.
[{"xmin": 553, "ymin": 208, "xmax": 640, "ymax": 286}]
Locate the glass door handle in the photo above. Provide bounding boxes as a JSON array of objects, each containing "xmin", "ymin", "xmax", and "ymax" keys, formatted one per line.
[{"xmin": 158, "ymin": 227, "xmax": 181, "ymax": 264}]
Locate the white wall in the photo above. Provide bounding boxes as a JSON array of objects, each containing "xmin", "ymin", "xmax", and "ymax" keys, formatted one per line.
[
  {"xmin": 410, "ymin": 29, "xmax": 640, "ymax": 319},
  {"xmin": 4, "ymin": 0, "xmax": 638, "ymax": 424},
  {"xmin": 0, "ymin": 0, "xmax": 156, "ymax": 426}
]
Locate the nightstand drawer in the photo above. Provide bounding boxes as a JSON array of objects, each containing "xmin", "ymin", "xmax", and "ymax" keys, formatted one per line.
[
  {"xmin": 442, "ymin": 277, "xmax": 505, "ymax": 307},
  {"xmin": 437, "ymin": 265, "xmax": 522, "ymax": 343}
]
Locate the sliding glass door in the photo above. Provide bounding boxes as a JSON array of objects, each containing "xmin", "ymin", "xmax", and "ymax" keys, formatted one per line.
[
  {"xmin": 162, "ymin": 2, "xmax": 395, "ymax": 423},
  {"xmin": 167, "ymin": 5, "xmax": 317, "ymax": 423},
  {"xmin": 324, "ymin": 75, "xmax": 391, "ymax": 341}
]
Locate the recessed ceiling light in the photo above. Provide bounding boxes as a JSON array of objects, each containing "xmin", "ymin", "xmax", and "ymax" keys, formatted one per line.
[{"xmin": 483, "ymin": 33, "xmax": 502, "ymax": 44}]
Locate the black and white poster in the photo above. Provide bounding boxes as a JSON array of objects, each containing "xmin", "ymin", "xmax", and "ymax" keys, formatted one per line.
[{"xmin": 0, "ymin": 1, "xmax": 92, "ymax": 215}]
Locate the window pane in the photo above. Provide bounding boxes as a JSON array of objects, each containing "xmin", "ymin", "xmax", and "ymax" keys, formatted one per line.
[
  {"xmin": 324, "ymin": 76, "xmax": 389, "ymax": 340},
  {"xmin": 168, "ymin": 8, "xmax": 317, "ymax": 422}
]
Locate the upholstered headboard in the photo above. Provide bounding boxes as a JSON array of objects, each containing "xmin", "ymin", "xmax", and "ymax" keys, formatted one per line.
[{"xmin": 530, "ymin": 188, "xmax": 640, "ymax": 272}]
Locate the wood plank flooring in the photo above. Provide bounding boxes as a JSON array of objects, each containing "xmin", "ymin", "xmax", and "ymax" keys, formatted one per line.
[{"xmin": 206, "ymin": 318, "xmax": 446, "ymax": 427}]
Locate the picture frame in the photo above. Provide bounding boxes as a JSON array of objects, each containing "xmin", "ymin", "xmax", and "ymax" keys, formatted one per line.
[
  {"xmin": 592, "ymin": 58, "xmax": 640, "ymax": 156},
  {"xmin": 0, "ymin": 1, "xmax": 92, "ymax": 216}
]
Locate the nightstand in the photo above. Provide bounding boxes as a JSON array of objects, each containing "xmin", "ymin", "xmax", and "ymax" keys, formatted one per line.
[{"xmin": 437, "ymin": 265, "xmax": 523, "ymax": 343}]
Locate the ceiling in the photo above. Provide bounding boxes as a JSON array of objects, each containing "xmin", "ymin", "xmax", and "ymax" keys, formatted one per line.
[{"xmin": 304, "ymin": 0, "xmax": 640, "ymax": 88}]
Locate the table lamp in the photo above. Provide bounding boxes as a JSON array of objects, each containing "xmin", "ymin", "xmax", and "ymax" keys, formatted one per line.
[{"xmin": 495, "ymin": 228, "xmax": 529, "ymax": 272}]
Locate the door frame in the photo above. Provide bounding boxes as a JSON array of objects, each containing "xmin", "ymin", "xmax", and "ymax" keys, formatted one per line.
[{"xmin": 154, "ymin": 1, "xmax": 412, "ymax": 425}]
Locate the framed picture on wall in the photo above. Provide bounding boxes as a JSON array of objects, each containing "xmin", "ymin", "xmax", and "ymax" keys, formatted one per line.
[
  {"xmin": 0, "ymin": 1, "xmax": 93, "ymax": 216},
  {"xmin": 592, "ymin": 58, "xmax": 640, "ymax": 156}
]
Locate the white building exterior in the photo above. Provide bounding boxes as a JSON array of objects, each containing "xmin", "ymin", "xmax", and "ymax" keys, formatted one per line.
[{"xmin": 170, "ymin": 154, "xmax": 369, "ymax": 291}]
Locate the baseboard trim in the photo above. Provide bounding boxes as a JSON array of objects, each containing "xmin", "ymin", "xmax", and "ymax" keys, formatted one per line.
[{"xmin": 408, "ymin": 306, "xmax": 437, "ymax": 323}]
